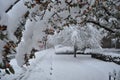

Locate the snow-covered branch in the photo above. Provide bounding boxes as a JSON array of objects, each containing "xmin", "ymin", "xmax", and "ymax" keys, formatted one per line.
[
  {"xmin": 86, "ymin": 20, "xmax": 115, "ymax": 33},
  {"xmin": 5, "ymin": 0, "xmax": 20, "ymax": 13}
]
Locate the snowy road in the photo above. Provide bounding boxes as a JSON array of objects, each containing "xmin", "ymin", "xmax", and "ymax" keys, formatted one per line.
[{"xmin": 2, "ymin": 49, "xmax": 120, "ymax": 80}]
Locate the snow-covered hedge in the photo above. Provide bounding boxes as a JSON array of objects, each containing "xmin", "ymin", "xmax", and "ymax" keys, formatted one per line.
[
  {"xmin": 85, "ymin": 49, "xmax": 120, "ymax": 65},
  {"xmin": 91, "ymin": 54, "xmax": 120, "ymax": 65}
]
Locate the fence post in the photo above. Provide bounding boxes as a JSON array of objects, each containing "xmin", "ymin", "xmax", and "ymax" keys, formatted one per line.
[
  {"xmin": 113, "ymin": 70, "xmax": 116, "ymax": 80},
  {"xmin": 109, "ymin": 72, "xmax": 111, "ymax": 80}
]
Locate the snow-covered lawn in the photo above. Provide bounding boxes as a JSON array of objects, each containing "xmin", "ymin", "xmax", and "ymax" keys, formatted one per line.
[{"xmin": 1, "ymin": 49, "xmax": 120, "ymax": 80}]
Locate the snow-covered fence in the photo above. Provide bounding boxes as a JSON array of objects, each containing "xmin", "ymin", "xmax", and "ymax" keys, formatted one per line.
[{"xmin": 109, "ymin": 70, "xmax": 120, "ymax": 80}]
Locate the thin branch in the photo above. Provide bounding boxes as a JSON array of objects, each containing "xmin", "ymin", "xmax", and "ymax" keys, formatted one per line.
[
  {"xmin": 5, "ymin": 0, "xmax": 20, "ymax": 13},
  {"xmin": 40, "ymin": 10, "xmax": 46, "ymax": 20},
  {"xmin": 102, "ymin": 6, "xmax": 111, "ymax": 16}
]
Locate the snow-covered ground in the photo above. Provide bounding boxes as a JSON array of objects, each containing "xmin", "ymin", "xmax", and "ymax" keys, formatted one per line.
[{"xmin": 1, "ymin": 48, "xmax": 120, "ymax": 80}]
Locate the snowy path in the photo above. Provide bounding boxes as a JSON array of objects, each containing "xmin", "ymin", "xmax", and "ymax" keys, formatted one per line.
[
  {"xmin": 1, "ymin": 49, "xmax": 120, "ymax": 80},
  {"xmin": 52, "ymin": 54, "xmax": 120, "ymax": 80}
]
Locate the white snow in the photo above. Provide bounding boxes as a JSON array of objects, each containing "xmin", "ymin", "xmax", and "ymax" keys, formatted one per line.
[
  {"xmin": 0, "ymin": 1, "xmax": 120, "ymax": 80},
  {"xmin": 7, "ymin": 0, "xmax": 27, "ymax": 42},
  {"xmin": 1, "ymin": 48, "xmax": 120, "ymax": 80},
  {"xmin": 0, "ymin": 0, "xmax": 17, "ymax": 12},
  {"xmin": 0, "ymin": 0, "xmax": 28, "ymax": 62},
  {"xmin": 16, "ymin": 19, "xmax": 47, "ymax": 67},
  {"xmin": 55, "ymin": 45, "xmax": 74, "ymax": 54},
  {"xmin": 49, "ymin": 25, "xmax": 103, "ymax": 50}
]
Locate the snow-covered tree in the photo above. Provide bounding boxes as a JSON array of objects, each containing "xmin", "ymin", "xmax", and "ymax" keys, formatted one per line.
[
  {"xmin": 12, "ymin": 0, "xmax": 120, "ymax": 67},
  {"xmin": 48, "ymin": 24, "xmax": 103, "ymax": 57},
  {"xmin": 0, "ymin": 0, "xmax": 28, "ymax": 74},
  {"xmin": 0, "ymin": 0, "xmax": 120, "ymax": 71},
  {"xmin": 48, "ymin": 25, "xmax": 103, "ymax": 49}
]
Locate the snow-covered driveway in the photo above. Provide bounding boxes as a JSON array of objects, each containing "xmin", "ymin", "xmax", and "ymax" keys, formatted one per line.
[
  {"xmin": 2, "ymin": 49, "xmax": 120, "ymax": 80},
  {"xmin": 52, "ymin": 53, "xmax": 120, "ymax": 80}
]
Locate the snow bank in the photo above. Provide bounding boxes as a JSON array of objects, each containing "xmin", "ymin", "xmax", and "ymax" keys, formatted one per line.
[
  {"xmin": 55, "ymin": 45, "xmax": 74, "ymax": 54},
  {"xmin": 7, "ymin": 0, "xmax": 27, "ymax": 42}
]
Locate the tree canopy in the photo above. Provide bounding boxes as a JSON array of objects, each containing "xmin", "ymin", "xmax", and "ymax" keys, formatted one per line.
[{"xmin": 0, "ymin": 0, "xmax": 120, "ymax": 73}]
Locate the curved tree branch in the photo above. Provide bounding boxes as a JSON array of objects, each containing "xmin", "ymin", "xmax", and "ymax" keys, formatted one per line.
[
  {"xmin": 5, "ymin": 0, "xmax": 20, "ymax": 13},
  {"xmin": 86, "ymin": 20, "xmax": 115, "ymax": 33}
]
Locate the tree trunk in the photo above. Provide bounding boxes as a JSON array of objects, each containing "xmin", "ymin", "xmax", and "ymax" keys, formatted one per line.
[{"xmin": 74, "ymin": 45, "xmax": 77, "ymax": 57}]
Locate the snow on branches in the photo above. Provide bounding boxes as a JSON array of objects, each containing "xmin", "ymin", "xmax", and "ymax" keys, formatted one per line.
[
  {"xmin": 48, "ymin": 25, "xmax": 103, "ymax": 50},
  {"xmin": 0, "ymin": 0, "xmax": 119, "ymax": 69},
  {"xmin": 16, "ymin": 19, "xmax": 47, "ymax": 67},
  {"xmin": 0, "ymin": 0, "xmax": 27, "ymax": 73},
  {"xmin": 16, "ymin": 0, "xmax": 120, "ymax": 67}
]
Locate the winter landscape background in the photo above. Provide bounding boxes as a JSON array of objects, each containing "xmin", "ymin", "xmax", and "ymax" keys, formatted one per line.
[{"xmin": 0, "ymin": 0, "xmax": 120, "ymax": 80}]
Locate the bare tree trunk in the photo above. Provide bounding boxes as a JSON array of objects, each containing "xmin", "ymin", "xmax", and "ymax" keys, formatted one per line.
[
  {"xmin": 74, "ymin": 44, "xmax": 77, "ymax": 57},
  {"xmin": 44, "ymin": 40, "xmax": 47, "ymax": 49}
]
